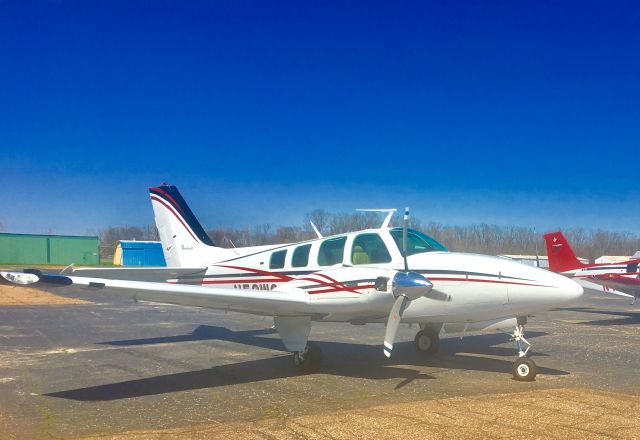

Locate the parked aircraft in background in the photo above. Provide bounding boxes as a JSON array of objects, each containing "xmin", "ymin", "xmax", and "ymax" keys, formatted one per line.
[
  {"xmin": 544, "ymin": 231, "xmax": 639, "ymax": 304},
  {"xmin": 3, "ymin": 186, "xmax": 584, "ymax": 382}
]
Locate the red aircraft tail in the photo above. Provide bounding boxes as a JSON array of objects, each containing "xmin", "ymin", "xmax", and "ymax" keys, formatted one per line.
[{"xmin": 543, "ymin": 231, "xmax": 588, "ymax": 273}]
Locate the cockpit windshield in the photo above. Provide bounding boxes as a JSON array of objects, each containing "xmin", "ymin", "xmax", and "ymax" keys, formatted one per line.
[{"xmin": 389, "ymin": 228, "xmax": 448, "ymax": 255}]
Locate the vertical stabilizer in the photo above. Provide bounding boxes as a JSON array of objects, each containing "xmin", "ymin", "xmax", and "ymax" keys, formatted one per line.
[
  {"xmin": 543, "ymin": 231, "xmax": 588, "ymax": 273},
  {"xmin": 149, "ymin": 185, "xmax": 226, "ymax": 266}
]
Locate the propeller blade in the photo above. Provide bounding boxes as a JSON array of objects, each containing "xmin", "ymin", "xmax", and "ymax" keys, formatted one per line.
[
  {"xmin": 403, "ymin": 207, "xmax": 409, "ymax": 272},
  {"xmin": 383, "ymin": 295, "xmax": 409, "ymax": 358}
]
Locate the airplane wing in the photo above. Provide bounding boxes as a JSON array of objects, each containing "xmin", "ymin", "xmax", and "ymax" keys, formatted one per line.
[
  {"xmin": 575, "ymin": 279, "xmax": 634, "ymax": 299},
  {"xmin": 0, "ymin": 265, "xmax": 407, "ymax": 318},
  {"xmin": 0, "ymin": 270, "xmax": 314, "ymax": 316},
  {"xmin": 1, "ymin": 266, "xmax": 435, "ymax": 358},
  {"xmin": 62, "ymin": 266, "xmax": 207, "ymax": 282},
  {"xmin": 587, "ymin": 274, "xmax": 640, "ymax": 298}
]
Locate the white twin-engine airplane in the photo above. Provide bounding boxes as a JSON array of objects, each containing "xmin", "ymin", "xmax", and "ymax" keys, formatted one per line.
[{"xmin": 1, "ymin": 185, "xmax": 583, "ymax": 381}]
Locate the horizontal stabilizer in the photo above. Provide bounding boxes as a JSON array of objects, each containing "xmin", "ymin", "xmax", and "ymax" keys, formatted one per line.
[{"xmin": 66, "ymin": 267, "xmax": 207, "ymax": 282}]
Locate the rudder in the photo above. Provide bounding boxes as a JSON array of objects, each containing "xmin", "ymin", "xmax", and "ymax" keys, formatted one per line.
[
  {"xmin": 543, "ymin": 231, "xmax": 587, "ymax": 273},
  {"xmin": 149, "ymin": 185, "xmax": 225, "ymax": 266}
]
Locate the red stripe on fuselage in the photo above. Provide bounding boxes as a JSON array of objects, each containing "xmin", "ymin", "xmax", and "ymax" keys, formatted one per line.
[
  {"xmin": 296, "ymin": 277, "xmax": 363, "ymax": 294},
  {"xmin": 426, "ymin": 277, "xmax": 550, "ymax": 288},
  {"xmin": 569, "ymin": 260, "xmax": 640, "ymax": 270},
  {"xmin": 214, "ymin": 265, "xmax": 294, "ymax": 281},
  {"xmin": 181, "ymin": 265, "xmax": 366, "ymax": 294},
  {"xmin": 216, "ymin": 265, "xmax": 365, "ymax": 293},
  {"xmin": 309, "ymin": 284, "xmax": 375, "ymax": 294}
]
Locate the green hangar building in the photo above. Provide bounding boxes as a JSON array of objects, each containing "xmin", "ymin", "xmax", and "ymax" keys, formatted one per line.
[{"xmin": 0, "ymin": 233, "xmax": 100, "ymax": 266}]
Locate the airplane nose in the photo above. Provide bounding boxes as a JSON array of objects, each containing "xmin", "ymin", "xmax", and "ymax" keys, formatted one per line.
[{"xmin": 553, "ymin": 273, "xmax": 584, "ymax": 302}]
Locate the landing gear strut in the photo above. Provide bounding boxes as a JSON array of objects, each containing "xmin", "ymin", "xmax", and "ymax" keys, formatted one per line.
[
  {"xmin": 414, "ymin": 328, "xmax": 440, "ymax": 356},
  {"xmin": 293, "ymin": 341, "xmax": 323, "ymax": 374},
  {"xmin": 511, "ymin": 319, "xmax": 537, "ymax": 381}
]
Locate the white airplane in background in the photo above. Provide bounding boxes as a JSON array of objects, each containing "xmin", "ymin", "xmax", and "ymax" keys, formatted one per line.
[
  {"xmin": 544, "ymin": 231, "xmax": 640, "ymax": 304},
  {"xmin": 2, "ymin": 186, "xmax": 584, "ymax": 382}
]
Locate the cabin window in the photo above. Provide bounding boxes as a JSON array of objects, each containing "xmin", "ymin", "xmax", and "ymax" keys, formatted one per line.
[
  {"xmin": 292, "ymin": 244, "xmax": 311, "ymax": 268},
  {"xmin": 627, "ymin": 262, "xmax": 638, "ymax": 273},
  {"xmin": 351, "ymin": 233, "xmax": 392, "ymax": 265},
  {"xmin": 269, "ymin": 250, "xmax": 287, "ymax": 269},
  {"xmin": 390, "ymin": 228, "xmax": 448, "ymax": 255},
  {"xmin": 318, "ymin": 237, "xmax": 347, "ymax": 266}
]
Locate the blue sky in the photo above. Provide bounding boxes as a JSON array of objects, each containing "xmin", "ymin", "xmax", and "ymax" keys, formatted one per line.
[{"xmin": 1, "ymin": 1, "xmax": 639, "ymax": 235}]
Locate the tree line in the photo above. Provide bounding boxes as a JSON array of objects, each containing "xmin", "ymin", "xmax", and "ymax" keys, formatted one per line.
[{"xmin": 97, "ymin": 210, "xmax": 640, "ymax": 262}]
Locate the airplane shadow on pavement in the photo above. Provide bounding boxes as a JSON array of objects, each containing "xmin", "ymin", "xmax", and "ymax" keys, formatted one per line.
[
  {"xmin": 554, "ymin": 306, "xmax": 640, "ymax": 326},
  {"xmin": 45, "ymin": 326, "xmax": 564, "ymax": 401},
  {"xmin": 99, "ymin": 324, "xmax": 549, "ymax": 358}
]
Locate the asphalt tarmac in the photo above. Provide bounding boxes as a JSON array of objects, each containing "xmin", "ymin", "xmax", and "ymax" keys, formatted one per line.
[{"xmin": 0, "ymin": 285, "xmax": 638, "ymax": 439}]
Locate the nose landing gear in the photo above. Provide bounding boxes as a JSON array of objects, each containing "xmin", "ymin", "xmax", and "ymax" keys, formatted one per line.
[
  {"xmin": 511, "ymin": 320, "xmax": 537, "ymax": 381},
  {"xmin": 513, "ymin": 357, "xmax": 537, "ymax": 381}
]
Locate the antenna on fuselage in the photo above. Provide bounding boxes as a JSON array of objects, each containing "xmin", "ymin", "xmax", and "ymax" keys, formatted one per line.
[
  {"xmin": 225, "ymin": 237, "xmax": 240, "ymax": 255},
  {"xmin": 310, "ymin": 221, "xmax": 323, "ymax": 238},
  {"xmin": 355, "ymin": 208, "xmax": 397, "ymax": 229}
]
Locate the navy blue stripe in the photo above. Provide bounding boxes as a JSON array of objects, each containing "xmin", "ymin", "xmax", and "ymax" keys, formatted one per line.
[{"xmin": 151, "ymin": 186, "xmax": 215, "ymax": 247}]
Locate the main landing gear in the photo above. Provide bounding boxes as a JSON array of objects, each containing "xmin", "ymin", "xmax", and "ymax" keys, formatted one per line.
[
  {"xmin": 414, "ymin": 327, "xmax": 440, "ymax": 356},
  {"xmin": 294, "ymin": 341, "xmax": 323, "ymax": 374},
  {"xmin": 511, "ymin": 319, "xmax": 537, "ymax": 381}
]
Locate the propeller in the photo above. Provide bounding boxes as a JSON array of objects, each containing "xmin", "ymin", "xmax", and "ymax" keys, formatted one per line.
[{"xmin": 383, "ymin": 207, "xmax": 433, "ymax": 358}]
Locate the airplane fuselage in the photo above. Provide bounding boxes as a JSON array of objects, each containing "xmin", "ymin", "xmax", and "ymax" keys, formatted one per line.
[
  {"xmin": 166, "ymin": 228, "xmax": 583, "ymax": 324},
  {"xmin": 561, "ymin": 262, "xmax": 640, "ymax": 279}
]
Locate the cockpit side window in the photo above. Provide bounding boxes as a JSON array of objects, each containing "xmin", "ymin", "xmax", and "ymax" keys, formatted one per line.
[
  {"xmin": 351, "ymin": 233, "xmax": 392, "ymax": 265},
  {"xmin": 292, "ymin": 244, "xmax": 311, "ymax": 268},
  {"xmin": 318, "ymin": 236, "xmax": 347, "ymax": 266},
  {"xmin": 269, "ymin": 249, "xmax": 287, "ymax": 269},
  {"xmin": 390, "ymin": 228, "xmax": 447, "ymax": 255}
]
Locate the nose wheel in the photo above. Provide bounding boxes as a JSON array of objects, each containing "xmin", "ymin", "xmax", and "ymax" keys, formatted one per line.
[
  {"xmin": 414, "ymin": 328, "xmax": 440, "ymax": 356},
  {"xmin": 511, "ymin": 322, "xmax": 537, "ymax": 381},
  {"xmin": 293, "ymin": 341, "xmax": 323, "ymax": 374},
  {"xmin": 513, "ymin": 357, "xmax": 537, "ymax": 381}
]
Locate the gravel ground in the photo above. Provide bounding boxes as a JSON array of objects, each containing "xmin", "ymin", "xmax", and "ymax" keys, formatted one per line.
[
  {"xmin": 75, "ymin": 387, "xmax": 640, "ymax": 440},
  {"xmin": 0, "ymin": 283, "xmax": 90, "ymax": 306},
  {"xmin": 0, "ymin": 284, "xmax": 638, "ymax": 439}
]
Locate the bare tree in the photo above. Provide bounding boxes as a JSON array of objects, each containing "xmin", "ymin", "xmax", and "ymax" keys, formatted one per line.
[
  {"xmin": 108, "ymin": 208, "xmax": 640, "ymax": 262},
  {"xmin": 272, "ymin": 226, "xmax": 299, "ymax": 244},
  {"xmin": 304, "ymin": 209, "xmax": 331, "ymax": 235},
  {"xmin": 98, "ymin": 225, "xmax": 160, "ymax": 259}
]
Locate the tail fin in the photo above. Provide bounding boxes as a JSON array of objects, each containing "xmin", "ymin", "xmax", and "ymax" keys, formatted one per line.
[
  {"xmin": 149, "ymin": 185, "xmax": 225, "ymax": 266},
  {"xmin": 543, "ymin": 231, "xmax": 587, "ymax": 273}
]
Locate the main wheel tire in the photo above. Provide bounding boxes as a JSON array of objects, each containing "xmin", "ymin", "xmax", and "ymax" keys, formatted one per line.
[
  {"xmin": 414, "ymin": 329, "xmax": 440, "ymax": 356},
  {"xmin": 293, "ymin": 341, "xmax": 323, "ymax": 374},
  {"xmin": 512, "ymin": 357, "xmax": 537, "ymax": 381}
]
